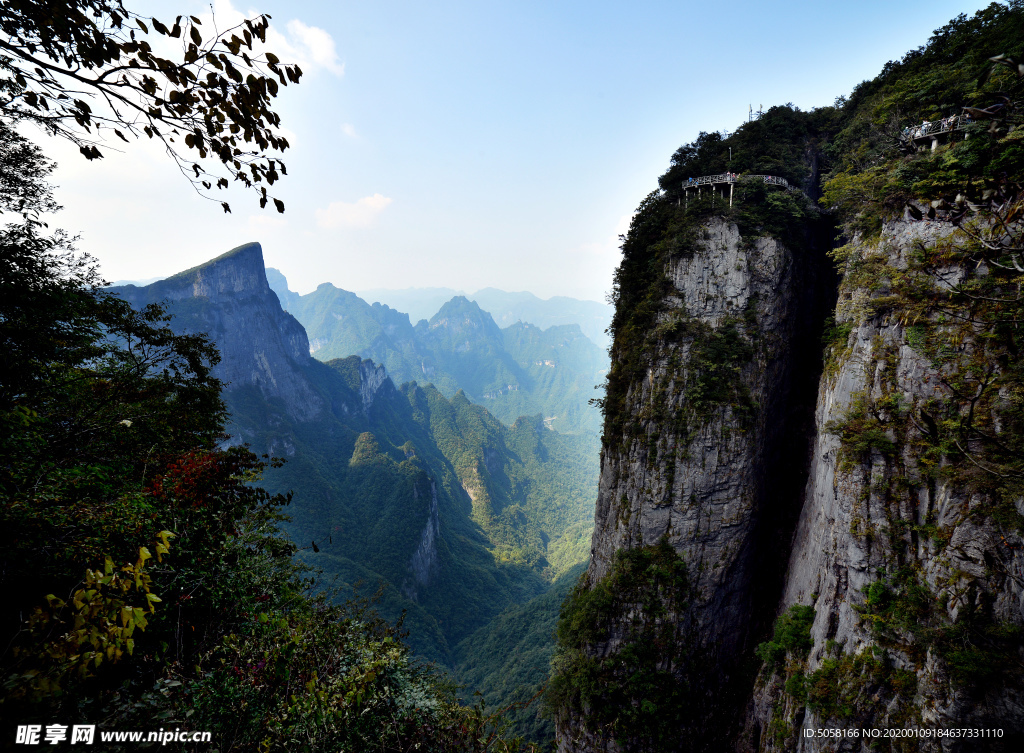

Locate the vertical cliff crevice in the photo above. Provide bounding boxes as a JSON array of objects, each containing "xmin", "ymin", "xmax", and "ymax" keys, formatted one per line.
[
  {"xmin": 553, "ymin": 203, "xmax": 836, "ymax": 751},
  {"xmin": 744, "ymin": 218, "xmax": 1024, "ymax": 752},
  {"xmin": 403, "ymin": 478, "xmax": 441, "ymax": 601},
  {"xmin": 554, "ymin": 9, "xmax": 1024, "ymax": 749}
]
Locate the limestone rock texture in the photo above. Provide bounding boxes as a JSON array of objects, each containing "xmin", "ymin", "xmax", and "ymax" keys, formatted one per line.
[
  {"xmin": 556, "ymin": 213, "xmax": 1023, "ymax": 752},
  {"xmin": 112, "ymin": 242, "xmax": 324, "ymax": 421},
  {"xmin": 742, "ymin": 219, "xmax": 1024, "ymax": 752},
  {"xmin": 557, "ymin": 218, "xmax": 834, "ymax": 752}
]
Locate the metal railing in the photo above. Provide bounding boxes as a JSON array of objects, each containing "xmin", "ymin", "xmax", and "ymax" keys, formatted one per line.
[
  {"xmin": 681, "ymin": 173, "xmax": 792, "ymax": 190},
  {"xmin": 903, "ymin": 114, "xmax": 972, "ymax": 141}
]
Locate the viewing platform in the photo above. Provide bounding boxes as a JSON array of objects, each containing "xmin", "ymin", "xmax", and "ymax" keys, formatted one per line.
[
  {"xmin": 903, "ymin": 113, "xmax": 972, "ymax": 151},
  {"xmin": 680, "ymin": 173, "xmax": 794, "ymax": 208}
]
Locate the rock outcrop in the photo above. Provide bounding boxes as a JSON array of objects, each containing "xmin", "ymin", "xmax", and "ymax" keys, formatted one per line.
[
  {"xmin": 742, "ymin": 219, "xmax": 1024, "ymax": 751},
  {"xmin": 556, "ymin": 216, "xmax": 835, "ymax": 751},
  {"xmin": 555, "ymin": 203, "xmax": 1024, "ymax": 751},
  {"xmin": 403, "ymin": 479, "xmax": 441, "ymax": 600},
  {"xmin": 112, "ymin": 243, "xmax": 324, "ymax": 421}
]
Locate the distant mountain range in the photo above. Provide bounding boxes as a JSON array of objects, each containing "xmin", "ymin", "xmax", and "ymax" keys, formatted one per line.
[
  {"xmin": 110, "ymin": 243, "xmax": 598, "ymax": 665},
  {"xmin": 355, "ymin": 286, "xmax": 612, "ymax": 350},
  {"xmin": 267, "ymin": 270, "xmax": 608, "ymax": 435},
  {"xmin": 109, "ymin": 275, "xmax": 613, "ymax": 350}
]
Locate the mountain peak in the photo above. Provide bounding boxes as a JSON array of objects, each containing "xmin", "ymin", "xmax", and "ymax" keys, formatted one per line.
[
  {"xmin": 144, "ymin": 241, "xmax": 270, "ymax": 303},
  {"xmin": 427, "ymin": 296, "xmax": 503, "ymax": 347},
  {"xmin": 110, "ymin": 243, "xmax": 323, "ymax": 422},
  {"xmin": 431, "ymin": 296, "xmax": 495, "ymax": 325}
]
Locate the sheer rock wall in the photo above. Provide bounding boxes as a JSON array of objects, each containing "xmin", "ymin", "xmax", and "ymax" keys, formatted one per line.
[
  {"xmin": 558, "ymin": 218, "xmax": 833, "ymax": 751},
  {"xmin": 742, "ymin": 219, "xmax": 1024, "ymax": 752},
  {"xmin": 559, "ymin": 213, "xmax": 1024, "ymax": 752}
]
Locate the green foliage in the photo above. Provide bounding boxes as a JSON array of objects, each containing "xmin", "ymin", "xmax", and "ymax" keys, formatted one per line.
[
  {"xmin": 454, "ymin": 563, "xmax": 588, "ymax": 746},
  {"xmin": 733, "ymin": 180, "xmax": 819, "ymax": 247},
  {"xmin": 755, "ymin": 605, "xmax": 815, "ymax": 669},
  {"xmin": 855, "ymin": 569, "xmax": 932, "ymax": 647},
  {"xmin": 684, "ymin": 318, "xmax": 756, "ymax": 415},
  {"xmin": 0, "ymin": 130, "xmax": 537, "ymax": 751},
  {"xmin": 851, "ymin": 568, "xmax": 1022, "ymax": 691},
  {"xmin": 182, "ymin": 545, "xmax": 536, "ymax": 753},
  {"xmin": 7, "ymin": 533, "xmax": 172, "ymax": 699},
  {"xmin": 658, "ymin": 105, "xmax": 842, "ymax": 193},
  {"xmin": 810, "ymin": 10, "xmax": 1024, "ymax": 718},
  {"xmin": 128, "ymin": 322, "xmax": 597, "ymax": 666},
  {"xmin": 822, "ymin": 316, "xmax": 854, "ymax": 349},
  {"xmin": 0, "ymin": 0, "xmax": 301, "ymax": 210},
  {"xmin": 783, "ymin": 672, "xmax": 807, "ymax": 698},
  {"xmin": 411, "ymin": 383, "xmax": 599, "ymax": 581},
  {"xmin": 826, "ymin": 391, "xmax": 900, "ymax": 471},
  {"xmin": 820, "ymin": 315, "xmax": 855, "ymax": 378},
  {"xmin": 573, "ymin": 4, "xmax": 1024, "ymax": 742},
  {"xmin": 601, "ymin": 191, "xmax": 679, "ymax": 441},
  {"xmin": 820, "ymin": 1, "xmax": 1024, "ymax": 235},
  {"xmin": 546, "ymin": 540, "xmax": 692, "ymax": 750},
  {"xmin": 805, "ymin": 648, "xmax": 916, "ymax": 724}
]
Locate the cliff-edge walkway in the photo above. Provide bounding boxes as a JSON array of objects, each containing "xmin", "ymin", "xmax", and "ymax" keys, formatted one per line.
[
  {"xmin": 680, "ymin": 173, "xmax": 794, "ymax": 208},
  {"xmin": 902, "ymin": 113, "xmax": 972, "ymax": 150}
]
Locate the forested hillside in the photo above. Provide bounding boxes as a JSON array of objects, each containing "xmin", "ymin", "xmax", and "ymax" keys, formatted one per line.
[
  {"xmin": 112, "ymin": 246, "xmax": 599, "ymax": 664},
  {"xmin": 0, "ymin": 125, "xmax": 534, "ymax": 750},
  {"xmin": 267, "ymin": 272, "xmax": 608, "ymax": 435},
  {"xmin": 455, "ymin": 563, "xmax": 589, "ymax": 745}
]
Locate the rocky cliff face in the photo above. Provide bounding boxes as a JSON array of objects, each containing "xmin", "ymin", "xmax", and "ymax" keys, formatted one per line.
[
  {"xmin": 742, "ymin": 219, "xmax": 1024, "ymax": 751},
  {"xmin": 555, "ymin": 203, "xmax": 1023, "ymax": 751},
  {"xmin": 112, "ymin": 243, "xmax": 324, "ymax": 422},
  {"xmin": 555, "ymin": 214, "xmax": 834, "ymax": 751},
  {"xmin": 403, "ymin": 479, "xmax": 441, "ymax": 601},
  {"xmin": 551, "ymin": 19, "xmax": 1024, "ymax": 732}
]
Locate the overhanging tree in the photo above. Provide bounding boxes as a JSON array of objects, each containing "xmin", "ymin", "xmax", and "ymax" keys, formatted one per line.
[{"xmin": 0, "ymin": 0, "xmax": 302, "ymax": 212}]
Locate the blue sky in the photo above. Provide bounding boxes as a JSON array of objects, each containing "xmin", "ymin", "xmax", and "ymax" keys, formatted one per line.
[{"xmin": 43, "ymin": 0, "xmax": 997, "ymax": 301}]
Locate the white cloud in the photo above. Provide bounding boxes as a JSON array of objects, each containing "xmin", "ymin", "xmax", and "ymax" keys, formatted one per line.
[
  {"xmin": 284, "ymin": 20, "xmax": 345, "ymax": 76},
  {"xmin": 569, "ymin": 214, "xmax": 631, "ymax": 259},
  {"xmin": 316, "ymin": 194, "xmax": 393, "ymax": 229},
  {"xmin": 341, "ymin": 123, "xmax": 357, "ymax": 138},
  {"xmin": 206, "ymin": 0, "xmax": 344, "ymax": 77}
]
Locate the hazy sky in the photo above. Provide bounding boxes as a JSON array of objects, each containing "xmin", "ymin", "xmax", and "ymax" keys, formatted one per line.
[{"xmin": 38, "ymin": 0, "xmax": 994, "ymax": 301}]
